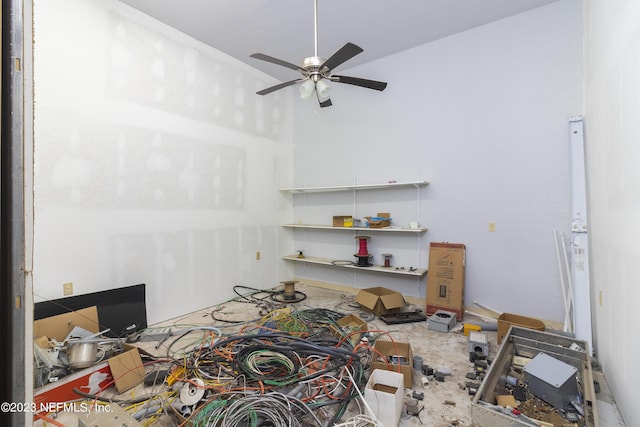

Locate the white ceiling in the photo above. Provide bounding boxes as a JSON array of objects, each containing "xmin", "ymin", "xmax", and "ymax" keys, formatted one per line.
[{"xmin": 119, "ymin": 0, "xmax": 560, "ymax": 81}]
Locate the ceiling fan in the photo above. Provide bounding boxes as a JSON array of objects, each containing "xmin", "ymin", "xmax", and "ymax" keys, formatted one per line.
[{"xmin": 250, "ymin": 0, "xmax": 388, "ymax": 108}]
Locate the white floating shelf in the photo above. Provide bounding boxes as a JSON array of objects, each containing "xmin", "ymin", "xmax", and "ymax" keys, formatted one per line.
[
  {"xmin": 282, "ymin": 224, "xmax": 428, "ymax": 233},
  {"xmin": 282, "ymin": 255, "xmax": 427, "ymax": 277},
  {"xmin": 279, "ymin": 180, "xmax": 429, "ymax": 193}
]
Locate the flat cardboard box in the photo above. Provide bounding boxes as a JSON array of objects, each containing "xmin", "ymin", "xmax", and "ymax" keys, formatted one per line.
[
  {"xmin": 332, "ymin": 215, "xmax": 353, "ymax": 227},
  {"xmin": 370, "ymin": 340, "xmax": 413, "ymax": 387},
  {"xmin": 34, "ymin": 306, "xmax": 100, "ymax": 342},
  {"xmin": 497, "ymin": 313, "xmax": 545, "ymax": 344},
  {"xmin": 356, "ymin": 286, "xmax": 405, "ymax": 316},
  {"xmin": 365, "ymin": 212, "xmax": 391, "ymax": 228},
  {"xmin": 364, "ymin": 369, "xmax": 404, "ymax": 427},
  {"xmin": 108, "ymin": 345, "xmax": 146, "ymax": 393},
  {"xmin": 426, "ymin": 242, "xmax": 466, "ymax": 320}
]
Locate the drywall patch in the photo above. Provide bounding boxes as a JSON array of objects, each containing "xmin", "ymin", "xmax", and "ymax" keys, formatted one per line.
[
  {"xmin": 36, "ymin": 113, "xmax": 247, "ymax": 210},
  {"xmin": 107, "ymin": 10, "xmax": 285, "ymax": 141}
]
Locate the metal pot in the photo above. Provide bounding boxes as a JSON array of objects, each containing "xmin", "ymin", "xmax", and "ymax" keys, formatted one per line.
[{"xmin": 68, "ymin": 342, "xmax": 97, "ymax": 369}]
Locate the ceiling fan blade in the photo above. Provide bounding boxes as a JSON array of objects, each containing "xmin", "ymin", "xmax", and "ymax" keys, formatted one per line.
[
  {"xmin": 250, "ymin": 53, "xmax": 302, "ymax": 72},
  {"xmin": 332, "ymin": 75, "xmax": 388, "ymax": 91},
  {"xmin": 315, "ymin": 89, "xmax": 332, "ymax": 108},
  {"xmin": 321, "ymin": 42, "xmax": 363, "ymax": 71},
  {"xmin": 256, "ymin": 79, "xmax": 302, "ymax": 95},
  {"xmin": 319, "ymin": 99, "xmax": 332, "ymax": 108}
]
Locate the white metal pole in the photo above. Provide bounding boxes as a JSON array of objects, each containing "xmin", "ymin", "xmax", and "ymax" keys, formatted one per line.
[
  {"xmin": 569, "ymin": 116, "xmax": 593, "ymax": 353},
  {"xmin": 313, "ymin": 0, "xmax": 319, "ymax": 57}
]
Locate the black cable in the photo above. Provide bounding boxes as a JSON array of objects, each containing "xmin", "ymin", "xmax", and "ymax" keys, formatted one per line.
[
  {"xmin": 72, "ymin": 388, "xmax": 154, "ymax": 405},
  {"xmin": 233, "ymin": 284, "xmax": 308, "ymax": 304},
  {"xmin": 233, "ymin": 285, "xmax": 277, "ymax": 302},
  {"xmin": 270, "ymin": 290, "xmax": 307, "ymax": 303},
  {"xmin": 210, "ymin": 311, "xmax": 245, "ymax": 324},
  {"xmin": 159, "ymin": 319, "xmax": 366, "ymax": 425}
]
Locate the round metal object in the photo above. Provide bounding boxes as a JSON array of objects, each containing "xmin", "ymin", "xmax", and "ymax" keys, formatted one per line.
[
  {"xmin": 301, "ymin": 56, "xmax": 327, "ymax": 69},
  {"xmin": 180, "ymin": 378, "xmax": 205, "ymax": 406},
  {"xmin": 68, "ymin": 342, "xmax": 97, "ymax": 369}
]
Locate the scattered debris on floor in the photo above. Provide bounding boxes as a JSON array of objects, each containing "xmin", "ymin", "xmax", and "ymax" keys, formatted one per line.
[
  {"xmin": 471, "ymin": 326, "xmax": 598, "ymax": 427},
  {"xmin": 32, "ymin": 284, "xmax": 602, "ymax": 427}
]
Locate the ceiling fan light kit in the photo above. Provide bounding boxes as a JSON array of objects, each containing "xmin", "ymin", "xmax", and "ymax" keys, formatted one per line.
[
  {"xmin": 250, "ymin": 0, "xmax": 387, "ymax": 107},
  {"xmin": 299, "ymin": 79, "xmax": 316, "ymax": 100},
  {"xmin": 315, "ymin": 79, "xmax": 331, "ymax": 102}
]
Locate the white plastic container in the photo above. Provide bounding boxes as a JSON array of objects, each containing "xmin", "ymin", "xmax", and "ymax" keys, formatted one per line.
[{"xmin": 364, "ymin": 369, "xmax": 404, "ymax": 427}]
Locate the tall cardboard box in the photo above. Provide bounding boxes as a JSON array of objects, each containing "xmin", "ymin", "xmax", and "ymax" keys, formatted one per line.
[{"xmin": 426, "ymin": 242, "xmax": 466, "ymax": 320}]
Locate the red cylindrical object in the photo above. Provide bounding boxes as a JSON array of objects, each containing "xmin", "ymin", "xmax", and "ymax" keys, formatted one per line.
[{"xmin": 356, "ymin": 237, "xmax": 369, "ymax": 255}]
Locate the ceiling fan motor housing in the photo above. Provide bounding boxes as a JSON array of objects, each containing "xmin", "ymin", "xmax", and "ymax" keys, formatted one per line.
[{"xmin": 302, "ymin": 56, "xmax": 330, "ymax": 81}]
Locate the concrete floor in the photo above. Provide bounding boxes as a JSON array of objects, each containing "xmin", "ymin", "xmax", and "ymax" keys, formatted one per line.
[
  {"xmin": 273, "ymin": 284, "xmax": 625, "ymax": 427},
  {"xmin": 34, "ymin": 282, "xmax": 625, "ymax": 426}
]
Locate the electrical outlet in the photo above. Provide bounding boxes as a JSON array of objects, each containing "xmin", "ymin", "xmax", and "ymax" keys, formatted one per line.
[
  {"xmin": 256, "ymin": 251, "xmax": 261, "ymax": 260},
  {"xmin": 63, "ymin": 282, "xmax": 73, "ymax": 296},
  {"xmin": 488, "ymin": 222, "xmax": 496, "ymax": 232}
]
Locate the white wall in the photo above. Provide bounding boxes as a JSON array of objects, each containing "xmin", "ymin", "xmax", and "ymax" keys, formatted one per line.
[
  {"xmin": 291, "ymin": 0, "xmax": 583, "ymax": 322},
  {"xmin": 585, "ymin": 0, "xmax": 640, "ymax": 424},
  {"xmin": 32, "ymin": 0, "xmax": 294, "ymax": 324},
  {"xmin": 28, "ymin": 1, "xmax": 637, "ymax": 423}
]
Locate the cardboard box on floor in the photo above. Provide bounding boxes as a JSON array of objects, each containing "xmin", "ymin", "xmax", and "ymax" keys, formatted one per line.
[
  {"xmin": 330, "ymin": 314, "xmax": 368, "ymax": 347},
  {"xmin": 370, "ymin": 340, "xmax": 413, "ymax": 387},
  {"xmin": 356, "ymin": 287, "xmax": 405, "ymax": 317},
  {"xmin": 426, "ymin": 242, "xmax": 466, "ymax": 320},
  {"xmin": 34, "ymin": 306, "xmax": 146, "ymax": 402},
  {"xmin": 497, "ymin": 312, "xmax": 545, "ymax": 344}
]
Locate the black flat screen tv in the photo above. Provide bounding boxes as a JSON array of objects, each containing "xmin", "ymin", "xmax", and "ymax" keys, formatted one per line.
[{"xmin": 34, "ymin": 284, "xmax": 147, "ymax": 337}]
